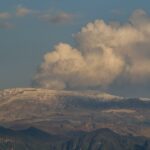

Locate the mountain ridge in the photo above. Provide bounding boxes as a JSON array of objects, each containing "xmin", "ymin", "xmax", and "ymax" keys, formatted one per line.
[
  {"xmin": 0, "ymin": 126, "xmax": 149, "ymax": 150},
  {"xmin": 0, "ymin": 88, "xmax": 150, "ymax": 138},
  {"xmin": 0, "ymin": 88, "xmax": 124, "ymax": 101}
]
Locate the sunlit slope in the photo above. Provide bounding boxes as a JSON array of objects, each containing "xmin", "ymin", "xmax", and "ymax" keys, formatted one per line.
[{"xmin": 0, "ymin": 88, "xmax": 150, "ymax": 137}]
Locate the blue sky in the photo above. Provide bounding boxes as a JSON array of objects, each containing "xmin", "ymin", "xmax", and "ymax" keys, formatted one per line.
[{"xmin": 0, "ymin": 0, "xmax": 150, "ymax": 97}]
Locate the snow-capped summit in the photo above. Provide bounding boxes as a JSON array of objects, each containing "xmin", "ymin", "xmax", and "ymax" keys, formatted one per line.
[
  {"xmin": 0, "ymin": 88, "xmax": 149, "ymax": 137},
  {"xmin": 0, "ymin": 88, "xmax": 123, "ymax": 101}
]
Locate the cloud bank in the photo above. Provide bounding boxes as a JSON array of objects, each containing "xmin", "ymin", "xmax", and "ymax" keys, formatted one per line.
[
  {"xmin": 0, "ymin": 7, "xmax": 75, "ymax": 29},
  {"xmin": 15, "ymin": 7, "xmax": 75, "ymax": 24},
  {"xmin": 33, "ymin": 10, "xmax": 150, "ymax": 90}
]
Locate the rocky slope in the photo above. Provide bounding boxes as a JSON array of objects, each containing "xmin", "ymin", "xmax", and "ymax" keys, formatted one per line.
[{"xmin": 0, "ymin": 88, "xmax": 150, "ymax": 137}]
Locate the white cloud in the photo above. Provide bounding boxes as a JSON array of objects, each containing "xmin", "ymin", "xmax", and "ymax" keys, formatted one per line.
[
  {"xmin": 0, "ymin": 22, "xmax": 14, "ymax": 29},
  {"xmin": 0, "ymin": 12, "xmax": 13, "ymax": 29},
  {"xmin": 33, "ymin": 10, "xmax": 150, "ymax": 90},
  {"xmin": 39, "ymin": 12, "xmax": 75, "ymax": 24},
  {"xmin": 16, "ymin": 7, "xmax": 32, "ymax": 16},
  {"xmin": 0, "ymin": 12, "xmax": 11, "ymax": 19},
  {"xmin": 0, "ymin": 8, "xmax": 75, "ymax": 26}
]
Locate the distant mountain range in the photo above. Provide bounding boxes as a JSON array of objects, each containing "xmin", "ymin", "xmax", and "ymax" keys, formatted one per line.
[
  {"xmin": 0, "ymin": 88, "xmax": 150, "ymax": 138},
  {"xmin": 0, "ymin": 126, "xmax": 149, "ymax": 150}
]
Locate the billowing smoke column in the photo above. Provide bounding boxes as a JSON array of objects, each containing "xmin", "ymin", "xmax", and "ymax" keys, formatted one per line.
[{"xmin": 33, "ymin": 10, "xmax": 150, "ymax": 90}]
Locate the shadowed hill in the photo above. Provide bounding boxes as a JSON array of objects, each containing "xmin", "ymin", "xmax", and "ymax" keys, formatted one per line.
[{"xmin": 0, "ymin": 126, "xmax": 149, "ymax": 150}]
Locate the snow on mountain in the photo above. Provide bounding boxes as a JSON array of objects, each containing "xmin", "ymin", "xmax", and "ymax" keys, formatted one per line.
[
  {"xmin": 0, "ymin": 88, "xmax": 149, "ymax": 128},
  {"xmin": 0, "ymin": 88, "xmax": 149, "ymax": 137},
  {"xmin": 139, "ymin": 97, "xmax": 150, "ymax": 101},
  {"xmin": 0, "ymin": 88, "xmax": 124, "ymax": 122},
  {"xmin": 0, "ymin": 88, "xmax": 123, "ymax": 102}
]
